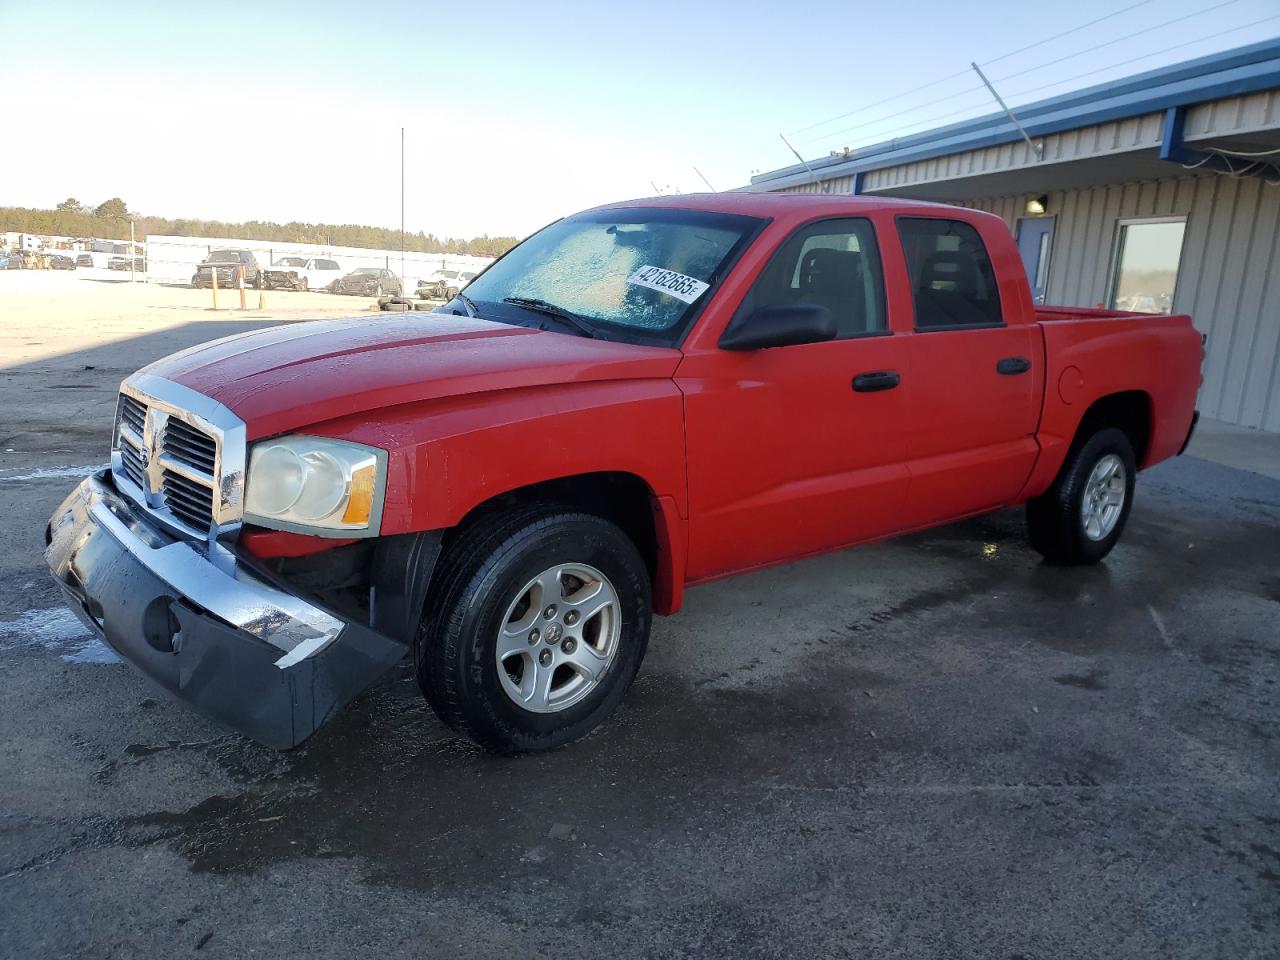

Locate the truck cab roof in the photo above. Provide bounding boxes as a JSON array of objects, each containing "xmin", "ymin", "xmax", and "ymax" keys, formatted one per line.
[{"xmin": 594, "ymin": 191, "xmax": 979, "ymax": 222}]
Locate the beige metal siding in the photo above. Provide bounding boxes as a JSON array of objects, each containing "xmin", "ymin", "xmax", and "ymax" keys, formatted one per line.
[
  {"xmin": 1184, "ymin": 90, "xmax": 1280, "ymax": 140},
  {"xmin": 863, "ymin": 113, "xmax": 1165, "ymax": 192},
  {"xmin": 964, "ymin": 174, "xmax": 1280, "ymax": 430},
  {"xmin": 779, "ymin": 175, "xmax": 855, "ymax": 194}
]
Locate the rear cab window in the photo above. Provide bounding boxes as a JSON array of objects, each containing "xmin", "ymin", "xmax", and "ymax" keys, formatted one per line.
[
  {"xmin": 736, "ymin": 217, "xmax": 887, "ymax": 338},
  {"xmin": 897, "ymin": 217, "xmax": 1003, "ymax": 330}
]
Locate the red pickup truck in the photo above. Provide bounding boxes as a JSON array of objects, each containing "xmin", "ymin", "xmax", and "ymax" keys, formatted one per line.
[{"xmin": 45, "ymin": 193, "xmax": 1202, "ymax": 752}]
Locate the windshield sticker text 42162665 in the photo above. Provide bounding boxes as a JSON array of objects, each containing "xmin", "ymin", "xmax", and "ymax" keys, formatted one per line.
[{"xmin": 625, "ymin": 265, "xmax": 710, "ymax": 305}]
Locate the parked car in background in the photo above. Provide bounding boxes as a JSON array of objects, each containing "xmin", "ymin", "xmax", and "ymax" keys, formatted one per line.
[
  {"xmin": 263, "ymin": 257, "xmax": 308, "ymax": 291},
  {"xmin": 333, "ymin": 266, "xmax": 401, "ymax": 297},
  {"xmin": 417, "ymin": 268, "xmax": 478, "ymax": 300},
  {"xmin": 108, "ymin": 255, "xmax": 146, "ymax": 272},
  {"xmin": 191, "ymin": 249, "xmax": 261, "ymax": 288},
  {"xmin": 263, "ymin": 256, "xmax": 343, "ymax": 292},
  {"xmin": 45, "ymin": 193, "xmax": 1203, "ymax": 753},
  {"xmin": 48, "ymin": 254, "xmax": 76, "ymax": 270},
  {"xmin": 75, "ymin": 254, "xmax": 95, "ymax": 268}
]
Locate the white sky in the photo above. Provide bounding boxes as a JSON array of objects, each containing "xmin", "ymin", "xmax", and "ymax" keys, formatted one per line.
[{"xmin": 1, "ymin": 0, "xmax": 1277, "ymax": 239}]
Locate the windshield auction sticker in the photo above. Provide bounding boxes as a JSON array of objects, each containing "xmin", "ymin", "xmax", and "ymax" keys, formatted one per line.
[{"xmin": 626, "ymin": 265, "xmax": 710, "ymax": 304}]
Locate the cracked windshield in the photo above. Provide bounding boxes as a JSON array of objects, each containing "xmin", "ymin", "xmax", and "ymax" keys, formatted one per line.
[{"xmin": 463, "ymin": 212, "xmax": 755, "ymax": 335}]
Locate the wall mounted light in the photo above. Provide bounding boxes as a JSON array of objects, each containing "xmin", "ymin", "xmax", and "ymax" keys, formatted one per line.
[{"xmin": 1025, "ymin": 194, "xmax": 1049, "ymax": 215}]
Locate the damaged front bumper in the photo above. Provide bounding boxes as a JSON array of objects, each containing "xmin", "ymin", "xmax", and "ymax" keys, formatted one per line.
[{"xmin": 44, "ymin": 471, "xmax": 407, "ymax": 748}]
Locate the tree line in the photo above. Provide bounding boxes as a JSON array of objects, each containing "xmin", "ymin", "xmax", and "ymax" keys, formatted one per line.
[{"xmin": 1, "ymin": 199, "xmax": 520, "ymax": 258}]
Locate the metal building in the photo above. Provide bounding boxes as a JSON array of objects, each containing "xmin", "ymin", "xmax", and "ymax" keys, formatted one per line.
[{"xmin": 748, "ymin": 39, "xmax": 1280, "ymax": 432}]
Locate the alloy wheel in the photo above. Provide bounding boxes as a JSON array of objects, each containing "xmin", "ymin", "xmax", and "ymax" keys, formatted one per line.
[{"xmin": 495, "ymin": 563, "xmax": 621, "ymax": 713}]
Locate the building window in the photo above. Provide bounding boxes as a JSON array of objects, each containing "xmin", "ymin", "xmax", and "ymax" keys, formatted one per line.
[{"xmin": 1109, "ymin": 218, "xmax": 1186, "ymax": 314}]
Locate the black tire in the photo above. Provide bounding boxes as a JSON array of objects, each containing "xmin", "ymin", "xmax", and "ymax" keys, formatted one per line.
[
  {"xmin": 1026, "ymin": 427, "xmax": 1136, "ymax": 565},
  {"xmin": 416, "ymin": 507, "xmax": 652, "ymax": 753}
]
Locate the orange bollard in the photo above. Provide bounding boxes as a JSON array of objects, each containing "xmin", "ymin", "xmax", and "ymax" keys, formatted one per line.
[
  {"xmin": 237, "ymin": 266, "xmax": 247, "ymax": 310},
  {"xmin": 211, "ymin": 267, "xmax": 219, "ymax": 310}
]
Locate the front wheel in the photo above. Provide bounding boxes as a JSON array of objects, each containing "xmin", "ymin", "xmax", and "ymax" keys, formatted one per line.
[
  {"xmin": 416, "ymin": 508, "xmax": 652, "ymax": 753},
  {"xmin": 1027, "ymin": 427, "xmax": 1136, "ymax": 565}
]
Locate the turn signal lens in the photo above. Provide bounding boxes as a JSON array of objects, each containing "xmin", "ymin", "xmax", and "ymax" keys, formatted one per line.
[{"xmin": 342, "ymin": 462, "xmax": 377, "ymax": 525}]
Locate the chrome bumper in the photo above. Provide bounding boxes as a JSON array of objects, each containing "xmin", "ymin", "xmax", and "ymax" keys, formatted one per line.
[{"xmin": 45, "ymin": 471, "xmax": 406, "ymax": 748}]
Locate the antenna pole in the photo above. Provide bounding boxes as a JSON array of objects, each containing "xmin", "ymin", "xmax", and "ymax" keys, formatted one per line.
[
  {"xmin": 779, "ymin": 133, "xmax": 820, "ymax": 184},
  {"xmin": 970, "ymin": 62, "xmax": 1043, "ymax": 159},
  {"xmin": 693, "ymin": 166, "xmax": 716, "ymax": 191}
]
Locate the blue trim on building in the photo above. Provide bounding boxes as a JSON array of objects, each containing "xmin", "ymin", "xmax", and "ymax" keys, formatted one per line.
[
  {"xmin": 1159, "ymin": 104, "xmax": 1280, "ymax": 183},
  {"xmin": 752, "ymin": 37, "xmax": 1280, "ymax": 192}
]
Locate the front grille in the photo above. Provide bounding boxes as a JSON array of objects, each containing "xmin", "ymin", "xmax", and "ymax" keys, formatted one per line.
[
  {"xmin": 119, "ymin": 442, "xmax": 146, "ymax": 490},
  {"xmin": 120, "ymin": 394, "xmax": 146, "ymax": 436},
  {"xmin": 113, "ymin": 390, "xmax": 222, "ymax": 535},
  {"xmin": 162, "ymin": 469, "xmax": 215, "ymax": 530},
  {"xmin": 163, "ymin": 418, "xmax": 217, "ymax": 475}
]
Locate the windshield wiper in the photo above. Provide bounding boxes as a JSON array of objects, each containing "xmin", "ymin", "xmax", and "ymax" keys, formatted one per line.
[
  {"xmin": 450, "ymin": 292, "xmax": 478, "ymax": 317},
  {"xmin": 502, "ymin": 297, "xmax": 599, "ymax": 339}
]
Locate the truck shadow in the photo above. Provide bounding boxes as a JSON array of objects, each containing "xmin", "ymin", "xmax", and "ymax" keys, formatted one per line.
[{"xmin": 1, "ymin": 318, "xmax": 323, "ymax": 460}]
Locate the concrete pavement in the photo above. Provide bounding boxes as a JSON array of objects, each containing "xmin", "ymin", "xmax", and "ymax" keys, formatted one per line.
[{"xmin": 1, "ymin": 309, "xmax": 1277, "ymax": 959}]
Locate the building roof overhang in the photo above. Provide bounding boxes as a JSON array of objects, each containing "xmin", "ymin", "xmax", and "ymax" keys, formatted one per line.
[{"xmin": 749, "ymin": 37, "xmax": 1280, "ymax": 193}]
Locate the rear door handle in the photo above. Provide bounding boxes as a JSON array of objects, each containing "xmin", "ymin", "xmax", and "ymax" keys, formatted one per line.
[
  {"xmin": 852, "ymin": 370, "xmax": 901, "ymax": 393},
  {"xmin": 996, "ymin": 356, "xmax": 1031, "ymax": 375}
]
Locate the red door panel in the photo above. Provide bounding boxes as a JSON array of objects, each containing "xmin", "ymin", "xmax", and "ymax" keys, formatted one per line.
[
  {"xmin": 678, "ymin": 336, "xmax": 909, "ymax": 581},
  {"xmin": 902, "ymin": 324, "xmax": 1043, "ymax": 525}
]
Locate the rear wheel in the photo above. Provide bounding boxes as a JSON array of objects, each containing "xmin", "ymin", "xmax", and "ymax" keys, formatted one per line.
[
  {"xmin": 415, "ymin": 508, "xmax": 651, "ymax": 753},
  {"xmin": 1026, "ymin": 427, "xmax": 1136, "ymax": 565}
]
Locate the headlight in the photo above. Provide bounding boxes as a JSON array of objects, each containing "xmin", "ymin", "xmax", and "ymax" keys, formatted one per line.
[{"xmin": 244, "ymin": 436, "xmax": 387, "ymax": 536}]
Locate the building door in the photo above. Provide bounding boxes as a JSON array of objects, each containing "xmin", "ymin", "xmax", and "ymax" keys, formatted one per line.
[{"xmin": 1015, "ymin": 217, "xmax": 1054, "ymax": 304}]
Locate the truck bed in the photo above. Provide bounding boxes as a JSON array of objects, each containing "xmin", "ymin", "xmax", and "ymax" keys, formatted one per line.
[{"xmin": 1035, "ymin": 304, "xmax": 1160, "ymax": 322}]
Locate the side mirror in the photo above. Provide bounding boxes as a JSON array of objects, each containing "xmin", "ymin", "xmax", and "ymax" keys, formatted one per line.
[{"xmin": 718, "ymin": 303, "xmax": 837, "ymax": 351}]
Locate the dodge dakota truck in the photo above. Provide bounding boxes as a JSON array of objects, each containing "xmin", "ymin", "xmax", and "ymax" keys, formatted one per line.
[{"xmin": 45, "ymin": 193, "xmax": 1202, "ymax": 753}]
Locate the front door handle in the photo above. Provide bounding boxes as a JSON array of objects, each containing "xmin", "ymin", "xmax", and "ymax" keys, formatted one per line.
[
  {"xmin": 996, "ymin": 356, "xmax": 1031, "ymax": 375},
  {"xmin": 852, "ymin": 370, "xmax": 901, "ymax": 393}
]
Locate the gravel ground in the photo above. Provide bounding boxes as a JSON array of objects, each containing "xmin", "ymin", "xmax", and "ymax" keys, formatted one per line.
[{"xmin": 1, "ymin": 280, "xmax": 1277, "ymax": 959}]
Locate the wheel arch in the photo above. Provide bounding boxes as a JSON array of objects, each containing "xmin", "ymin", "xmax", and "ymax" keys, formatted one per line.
[
  {"xmin": 435, "ymin": 471, "xmax": 686, "ymax": 616},
  {"xmin": 1070, "ymin": 390, "xmax": 1153, "ymax": 467},
  {"xmin": 1020, "ymin": 389, "xmax": 1154, "ymax": 502}
]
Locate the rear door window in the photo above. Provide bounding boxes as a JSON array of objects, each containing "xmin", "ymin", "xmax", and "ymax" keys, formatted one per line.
[{"xmin": 897, "ymin": 218, "xmax": 1003, "ymax": 329}]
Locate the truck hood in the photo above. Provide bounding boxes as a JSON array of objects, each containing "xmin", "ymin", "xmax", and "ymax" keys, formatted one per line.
[{"xmin": 143, "ymin": 314, "xmax": 682, "ymax": 439}]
